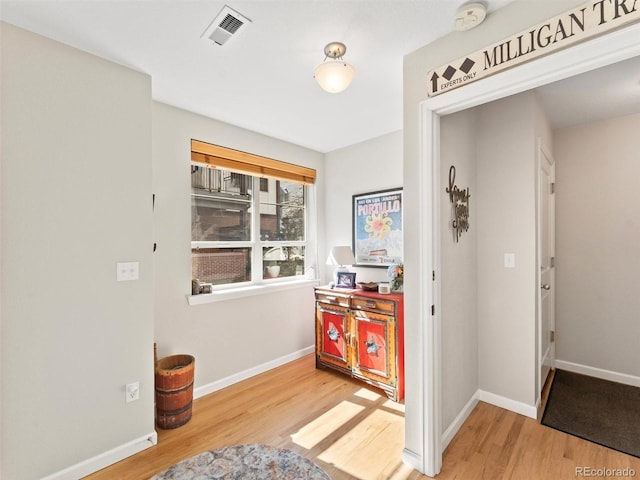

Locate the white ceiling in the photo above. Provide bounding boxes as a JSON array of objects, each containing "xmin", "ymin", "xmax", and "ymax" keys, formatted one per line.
[
  {"xmin": 536, "ymin": 55, "xmax": 640, "ymax": 130},
  {"xmin": 1, "ymin": 1, "xmax": 639, "ymax": 152}
]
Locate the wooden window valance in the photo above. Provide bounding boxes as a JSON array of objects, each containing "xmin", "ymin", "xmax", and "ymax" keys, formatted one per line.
[{"xmin": 191, "ymin": 139, "xmax": 316, "ymax": 185}]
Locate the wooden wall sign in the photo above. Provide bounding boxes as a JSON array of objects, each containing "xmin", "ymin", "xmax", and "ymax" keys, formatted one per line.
[{"xmin": 427, "ymin": 0, "xmax": 640, "ymax": 97}]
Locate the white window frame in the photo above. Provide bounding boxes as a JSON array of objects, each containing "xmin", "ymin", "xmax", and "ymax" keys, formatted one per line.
[{"xmin": 189, "ymin": 170, "xmax": 318, "ymax": 305}]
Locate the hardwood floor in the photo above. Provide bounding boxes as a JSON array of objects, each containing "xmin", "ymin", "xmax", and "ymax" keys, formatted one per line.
[{"xmin": 84, "ymin": 355, "xmax": 640, "ymax": 479}]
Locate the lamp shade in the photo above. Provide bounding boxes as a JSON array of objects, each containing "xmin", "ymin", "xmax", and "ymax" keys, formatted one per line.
[
  {"xmin": 314, "ymin": 60, "xmax": 356, "ymax": 93},
  {"xmin": 326, "ymin": 246, "xmax": 355, "ymax": 266}
]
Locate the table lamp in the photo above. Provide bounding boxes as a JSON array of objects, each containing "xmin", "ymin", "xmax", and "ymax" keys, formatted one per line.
[{"xmin": 326, "ymin": 246, "xmax": 355, "ymax": 285}]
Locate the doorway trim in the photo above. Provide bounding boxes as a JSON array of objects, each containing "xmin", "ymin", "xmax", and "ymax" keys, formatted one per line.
[{"xmin": 413, "ymin": 21, "xmax": 640, "ymax": 477}]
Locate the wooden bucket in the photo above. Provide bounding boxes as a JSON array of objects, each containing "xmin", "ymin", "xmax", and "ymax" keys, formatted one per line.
[{"xmin": 155, "ymin": 353, "xmax": 195, "ymax": 429}]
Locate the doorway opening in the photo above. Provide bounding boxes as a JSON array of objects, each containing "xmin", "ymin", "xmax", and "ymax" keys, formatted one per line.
[{"xmin": 411, "ymin": 22, "xmax": 640, "ymax": 477}]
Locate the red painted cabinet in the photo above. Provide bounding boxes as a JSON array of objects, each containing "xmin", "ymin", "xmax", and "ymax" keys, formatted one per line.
[
  {"xmin": 315, "ymin": 286, "xmax": 404, "ymax": 401},
  {"xmin": 318, "ymin": 305, "xmax": 349, "ymax": 369}
]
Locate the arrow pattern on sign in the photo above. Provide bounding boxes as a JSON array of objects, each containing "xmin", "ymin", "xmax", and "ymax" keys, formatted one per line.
[
  {"xmin": 429, "ymin": 57, "xmax": 476, "ymax": 94},
  {"xmin": 427, "ymin": 0, "xmax": 640, "ymax": 98}
]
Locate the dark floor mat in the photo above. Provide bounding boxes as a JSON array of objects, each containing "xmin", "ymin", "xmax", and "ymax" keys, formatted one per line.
[{"xmin": 541, "ymin": 369, "xmax": 640, "ymax": 458}]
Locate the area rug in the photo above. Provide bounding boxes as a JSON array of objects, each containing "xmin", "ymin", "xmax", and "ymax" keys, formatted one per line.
[
  {"xmin": 541, "ymin": 369, "xmax": 640, "ymax": 458},
  {"xmin": 149, "ymin": 443, "xmax": 331, "ymax": 479}
]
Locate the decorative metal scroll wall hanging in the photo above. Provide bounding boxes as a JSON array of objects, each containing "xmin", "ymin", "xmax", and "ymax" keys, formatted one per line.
[{"xmin": 445, "ymin": 166, "xmax": 470, "ymax": 242}]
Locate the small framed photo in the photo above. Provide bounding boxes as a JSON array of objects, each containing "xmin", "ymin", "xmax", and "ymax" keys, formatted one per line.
[{"xmin": 335, "ymin": 272, "xmax": 356, "ymax": 288}]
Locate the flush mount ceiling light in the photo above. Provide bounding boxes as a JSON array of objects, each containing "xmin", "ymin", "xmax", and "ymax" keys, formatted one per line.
[
  {"xmin": 314, "ymin": 42, "xmax": 356, "ymax": 93},
  {"xmin": 454, "ymin": 2, "xmax": 487, "ymax": 31}
]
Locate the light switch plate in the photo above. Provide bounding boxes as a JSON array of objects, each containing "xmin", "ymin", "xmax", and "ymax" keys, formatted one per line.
[
  {"xmin": 117, "ymin": 262, "xmax": 139, "ymax": 281},
  {"xmin": 504, "ymin": 253, "xmax": 515, "ymax": 268}
]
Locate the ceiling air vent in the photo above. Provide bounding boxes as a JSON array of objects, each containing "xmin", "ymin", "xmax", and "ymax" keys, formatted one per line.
[{"xmin": 202, "ymin": 5, "xmax": 252, "ymax": 46}]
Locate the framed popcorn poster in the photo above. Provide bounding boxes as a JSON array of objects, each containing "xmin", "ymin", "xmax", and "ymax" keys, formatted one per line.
[{"xmin": 352, "ymin": 188, "xmax": 403, "ymax": 267}]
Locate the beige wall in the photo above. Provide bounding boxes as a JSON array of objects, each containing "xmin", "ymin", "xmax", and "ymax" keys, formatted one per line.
[
  {"xmin": 439, "ymin": 91, "xmax": 552, "ymax": 419},
  {"xmin": 0, "ymin": 21, "xmax": 4, "ymax": 479},
  {"xmin": 554, "ymin": 113, "xmax": 640, "ymax": 377},
  {"xmin": 475, "ymin": 91, "xmax": 538, "ymax": 406},
  {"xmin": 323, "ymin": 131, "xmax": 403, "ymax": 284},
  {"xmin": 152, "ymin": 102, "xmax": 325, "ymax": 390},
  {"xmin": 440, "ymin": 109, "xmax": 478, "ymax": 430},
  {"xmin": 1, "ymin": 23, "xmax": 154, "ymax": 479},
  {"xmin": 1, "ymin": 21, "xmax": 328, "ymax": 479}
]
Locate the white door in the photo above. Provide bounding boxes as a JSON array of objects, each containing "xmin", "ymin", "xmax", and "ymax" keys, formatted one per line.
[{"xmin": 538, "ymin": 144, "xmax": 555, "ymax": 400}]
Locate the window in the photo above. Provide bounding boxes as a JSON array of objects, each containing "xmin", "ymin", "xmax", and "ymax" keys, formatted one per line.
[{"xmin": 190, "ymin": 140, "xmax": 316, "ymax": 291}]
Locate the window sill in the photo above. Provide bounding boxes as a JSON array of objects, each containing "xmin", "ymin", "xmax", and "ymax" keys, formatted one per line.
[{"xmin": 187, "ymin": 278, "xmax": 320, "ymax": 305}]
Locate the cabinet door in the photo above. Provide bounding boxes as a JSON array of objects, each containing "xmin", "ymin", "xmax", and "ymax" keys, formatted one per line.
[
  {"xmin": 316, "ymin": 305, "xmax": 349, "ymax": 369},
  {"xmin": 352, "ymin": 310, "xmax": 396, "ymax": 387}
]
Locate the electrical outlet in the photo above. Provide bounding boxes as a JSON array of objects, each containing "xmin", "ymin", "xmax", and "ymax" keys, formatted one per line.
[{"xmin": 126, "ymin": 381, "xmax": 140, "ymax": 403}]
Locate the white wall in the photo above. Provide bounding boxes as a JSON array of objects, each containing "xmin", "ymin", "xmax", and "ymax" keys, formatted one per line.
[
  {"xmin": 323, "ymin": 131, "xmax": 403, "ymax": 284},
  {"xmin": 1, "ymin": 23, "xmax": 154, "ymax": 479},
  {"xmin": 554, "ymin": 113, "xmax": 640, "ymax": 377},
  {"xmin": 152, "ymin": 102, "xmax": 325, "ymax": 388},
  {"xmin": 439, "ymin": 110, "xmax": 478, "ymax": 430}
]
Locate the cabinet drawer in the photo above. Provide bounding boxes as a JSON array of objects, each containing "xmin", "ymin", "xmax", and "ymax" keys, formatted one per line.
[
  {"xmin": 351, "ymin": 296, "xmax": 395, "ymax": 315},
  {"xmin": 316, "ymin": 292, "xmax": 350, "ymax": 307}
]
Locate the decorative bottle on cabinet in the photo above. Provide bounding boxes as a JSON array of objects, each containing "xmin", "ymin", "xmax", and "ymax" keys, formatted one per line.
[{"xmin": 315, "ymin": 286, "xmax": 404, "ymax": 401}]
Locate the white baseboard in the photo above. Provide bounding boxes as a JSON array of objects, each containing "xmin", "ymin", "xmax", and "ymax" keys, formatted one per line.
[
  {"xmin": 401, "ymin": 448, "xmax": 425, "ymax": 476},
  {"xmin": 42, "ymin": 348, "xmax": 314, "ymax": 480},
  {"xmin": 194, "ymin": 346, "xmax": 315, "ymax": 399},
  {"xmin": 441, "ymin": 393, "xmax": 479, "ymax": 450},
  {"xmin": 477, "ymin": 389, "xmax": 537, "ymax": 419},
  {"xmin": 439, "ymin": 389, "xmax": 536, "ymax": 456},
  {"xmin": 41, "ymin": 432, "xmax": 157, "ymax": 480},
  {"xmin": 554, "ymin": 360, "xmax": 640, "ymax": 387},
  {"xmin": 409, "ymin": 389, "xmax": 536, "ymax": 478}
]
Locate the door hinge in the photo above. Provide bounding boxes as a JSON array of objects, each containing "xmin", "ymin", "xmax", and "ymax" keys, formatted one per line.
[
  {"xmin": 550, "ymin": 330, "xmax": 555, "ymax": 342},
  {"xmin": 550, "ymin": 256, "xmax": 555, "ymax": 268},
  {"xmin": 550, "ymin": 182, "xmax": 555, "ymax": 194},
  {"xmin": 432, "ymin": 270, "xmax": 435, "ymax": 281},
  {"xmin": 431, "ymin": 305, "xmax": 435, "ymax": 316}
]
